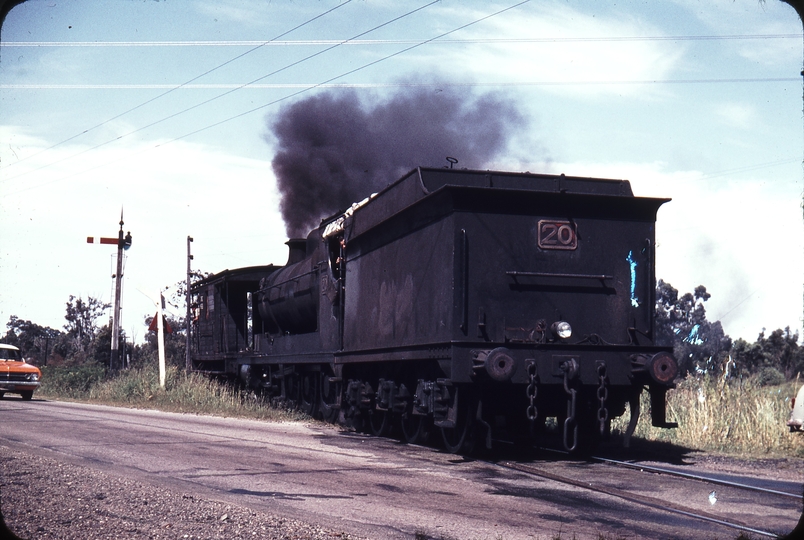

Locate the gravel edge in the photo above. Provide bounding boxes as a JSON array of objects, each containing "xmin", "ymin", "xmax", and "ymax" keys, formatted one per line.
[{"xmin": 0, "ymin": 446, "xmax": 364, "ymax": 540}]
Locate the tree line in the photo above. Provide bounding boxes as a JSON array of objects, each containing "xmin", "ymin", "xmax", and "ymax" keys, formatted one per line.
[
  {"xmin": 2, "ymin": 280, "xmax": 802, "ymax": 386},
  {"xmin": 655, "ymin": 280, "xmax": 802, "ymax": 385},
  {"xmin": 2, "ymin": 289, "xmax": 187, "ymax": 370}
]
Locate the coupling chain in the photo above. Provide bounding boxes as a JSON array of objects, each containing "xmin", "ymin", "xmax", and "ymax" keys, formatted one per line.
[
  {"xmin": 526, "ymin": 361, "xmax": 538, "ymax": 422},
  {"xmin": 563, "ymin": 366, "xmax": 578, "ymax": 452},
  {"xmin": 597, "ymin": 362, "xmax": 609, "ymax": 435}
]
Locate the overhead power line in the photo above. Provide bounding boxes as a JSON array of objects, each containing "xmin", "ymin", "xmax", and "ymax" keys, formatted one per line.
[
  {"xmin": 1, "ymin": 0, "xmax": 441, "ymax": 185},
  {"xmin": 0, "ymin": 0, "xmax": 353, "ymax": 173},
  {"xmin": 3, "ymin": 34, "xmax": 801, "ymax": 46},
  {"xmin": 109, "ymin": 0, "xmax": 536, "ymax": 149},
  {"xmin": 0, "ymin": 0, "xmax": 443, "ymax": 191},
  {"xmin": 2, "ymin": 0, "xmax": 530, "ymax": 196},
  {"xmin": 2, "ymin": 78, "xmax": 799, "ymax": 90},
  {"xmin": 696, "ymin": 157, "xmax": 802, "ymax": 180}
]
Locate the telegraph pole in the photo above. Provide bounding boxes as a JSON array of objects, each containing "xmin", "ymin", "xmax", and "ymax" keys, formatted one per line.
[
  {"xmin": 111, "ymin": 215, "xmax": 125, "ymax": 371},
  {"xmin": 186, "ymin": 235, "xmax": 193, "ymax": 371},
  {"xmin": 87, "ymin": 210, "xmax": 132, "ymax": 372}
]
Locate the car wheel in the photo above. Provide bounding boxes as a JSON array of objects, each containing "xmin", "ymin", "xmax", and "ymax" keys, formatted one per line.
[
  {"xmin": 0, "ymin": 391, "xmax": 5, "ymax": 400},
  {"xmin": 20, "ymin": 391, "xmax": 33, "ymax": 401}
]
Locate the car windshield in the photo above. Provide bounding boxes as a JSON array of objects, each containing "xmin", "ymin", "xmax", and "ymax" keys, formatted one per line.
[{"xmin": 0, "ymin": 349, "xmax": 22, "ymax": 361}]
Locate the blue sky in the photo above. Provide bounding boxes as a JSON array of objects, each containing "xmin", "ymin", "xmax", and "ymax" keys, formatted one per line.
[{"xmin": 0, "ymin": 0, "xmax": 802, "ymax": 346}]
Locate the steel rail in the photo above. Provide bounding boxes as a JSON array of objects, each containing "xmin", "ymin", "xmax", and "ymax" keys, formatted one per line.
[
  {"xmin": 538, "ymin": 445, "xmax": 800, "ymax": 499},
  {"xmin": 497, "ymin": 460, "xmax": 780, "ymax": 538},
  {"xmin": 592, "ymin": 454, "xmax": 800, "ymax": 499}
]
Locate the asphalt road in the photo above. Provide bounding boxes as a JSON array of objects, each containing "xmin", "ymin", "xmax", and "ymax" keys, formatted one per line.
[{"xmin": 1, "ymin": 397, "xmax": 800, "ymax": 539}]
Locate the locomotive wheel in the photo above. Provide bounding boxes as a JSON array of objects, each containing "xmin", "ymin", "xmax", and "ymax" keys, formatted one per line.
[
  {"xmin": 400, "ymin": 410, "xmax": 430, "ymax": 445},
  {"xmin": 299, "ymin": 371, "xmax": 318, "ymax": 417},
  {"xmin": 281, "ymin": 372, "xmax": 299, "ymax": 410},
  {"xmin": 440, "ymin": 387, "xmax": 476, "ymax": 454},
  {"xmin": 368, "ymin": 409, "xmax": 391, "ymax": 437},
  {"xmin": 318, "ymin": 372, "xmax": 340, "ymax": 423}
]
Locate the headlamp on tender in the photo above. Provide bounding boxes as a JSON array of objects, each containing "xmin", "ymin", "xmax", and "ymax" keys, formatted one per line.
[{"xmin": 551, "ymin": 321, "xmax": 572, "ymax": 340}]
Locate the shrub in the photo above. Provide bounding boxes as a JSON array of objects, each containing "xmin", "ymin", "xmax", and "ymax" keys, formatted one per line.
[
  {"xmin": 39, "ymin": 363, "xmax": 107, "ymax": 398},
  {"xmin": 754, "ymin": 367, "xmax": 786, "ymax": 387}
]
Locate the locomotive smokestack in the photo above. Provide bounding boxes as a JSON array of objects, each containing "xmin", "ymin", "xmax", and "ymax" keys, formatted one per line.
[
  {"xmin": 285, "ymin": 238, "xmax": 307, "ymax": 266},
  {"xmin": 266, "ymin": 81, "xmax": 528, "ymax": 237}
]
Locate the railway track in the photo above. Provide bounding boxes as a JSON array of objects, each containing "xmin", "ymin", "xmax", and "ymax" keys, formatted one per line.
[
  {"xmin": 592, "ymin": 454, "xmax": 801, "ymax": 501},
  {"xmin": 495, "ymin": 450, "xmax": 796, "ymax": 538}
]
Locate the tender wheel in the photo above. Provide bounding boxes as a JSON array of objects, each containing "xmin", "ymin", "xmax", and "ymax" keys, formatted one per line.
[
  {"xmin": 440, "ymin": 387, "xmax": 476, "ymax": 454},
  {"xmin": 299, "ymin": 371, "xmax": 318, "ymax": 417},
  {"xmin": 20, "ymin": 391, "xmax": 33, "ymax": 401},
  {"xmin": 319, "ymin": 372, "xmax": 340, "ymax": 423},
  {"xmin": 279, "ymin": 372, "xmax": 299, "ymax": 410},
  {"xmin": 400, "ymin": 410, "xmax": 431, "ymax": 445},
  {"xmin": 368, "ymin": 409, "xmax": 391, "ymax": 437}
]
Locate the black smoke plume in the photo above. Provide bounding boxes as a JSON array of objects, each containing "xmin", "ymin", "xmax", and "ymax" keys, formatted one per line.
[{"xmin": 268, "ymin": 85, "xmax": 526, "ymax": 237}]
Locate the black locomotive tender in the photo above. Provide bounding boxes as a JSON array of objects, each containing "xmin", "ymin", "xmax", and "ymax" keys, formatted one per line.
[{"xmin": 190, "ymin": 167, "xmax": 678, "ymax": 452}]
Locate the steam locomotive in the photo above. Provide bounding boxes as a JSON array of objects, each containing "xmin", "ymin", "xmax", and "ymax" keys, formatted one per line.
[{"xmin": 189, "ymin": 167, "xmax": 678, "ymax": 452}]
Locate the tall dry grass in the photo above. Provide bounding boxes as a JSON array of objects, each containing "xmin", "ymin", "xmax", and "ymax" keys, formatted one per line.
[
  {"xmin": 612, "ymin": 375, "xmax": 804, "ymax": 457},
  {"xmin": 39, "ymin": 364, "xmax": 307, "ymax": 423}
]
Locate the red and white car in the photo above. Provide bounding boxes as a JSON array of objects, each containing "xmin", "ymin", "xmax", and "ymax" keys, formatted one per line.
[{"xmin": 0, "ymin": 343, "xmax": 41, "ymax": 400}]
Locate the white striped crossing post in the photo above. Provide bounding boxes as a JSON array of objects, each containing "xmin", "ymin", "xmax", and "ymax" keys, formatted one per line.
[{"xmin": 186, "ymin": 236, "xmax": 193, "ymax": 371}]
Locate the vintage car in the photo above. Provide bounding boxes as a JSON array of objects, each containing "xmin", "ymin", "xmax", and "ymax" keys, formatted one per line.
[
  {"xmin": 788, "ymin": 384, "xmax": 804, "ymax": 431},
  {"xmin": 0, "ymin": 343, "xmax": 41, "ymax": 400}
]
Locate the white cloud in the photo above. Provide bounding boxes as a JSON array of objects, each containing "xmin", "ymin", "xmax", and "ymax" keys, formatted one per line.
[
  {"xmin": 669, "ymin": 0, "xmax": 803, "ymax": 68},
  {"xmin": 535, "ymin": 159, "xmax": 804, "ymax": 342},
  {"xmin": 714, "ymin": 102, "xmax": 759, "ymax": 129},
  {"xmin": 0, "ymin": 129, "xmax": 286, "ymax": 341},
  {"xmin": 416, "ymin": 2, "xmax": 686, "ymax": 98},
  {"xmin": 194, "ymin": 0, "xmax": 275, "ymax": 26},
  {"xmin": 1, "ymin": 0, "xmax": 801, "ymax": 350}
]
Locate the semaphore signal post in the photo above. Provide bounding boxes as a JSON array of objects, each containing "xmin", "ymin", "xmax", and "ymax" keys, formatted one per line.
[{"xmin": 87, "ymin": 210, "xmax": 132, "ymax": 371}]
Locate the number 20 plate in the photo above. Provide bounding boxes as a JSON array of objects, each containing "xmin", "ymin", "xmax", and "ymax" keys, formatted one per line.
[{"xmin": 538, "ymin": 220, "xmax": 577, "ymax": 250}]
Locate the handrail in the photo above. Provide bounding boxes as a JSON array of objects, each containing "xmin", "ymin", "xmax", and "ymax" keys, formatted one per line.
[{"xmin": 506, "ymin": 271, "xmax": 613, "ymax": 281}]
